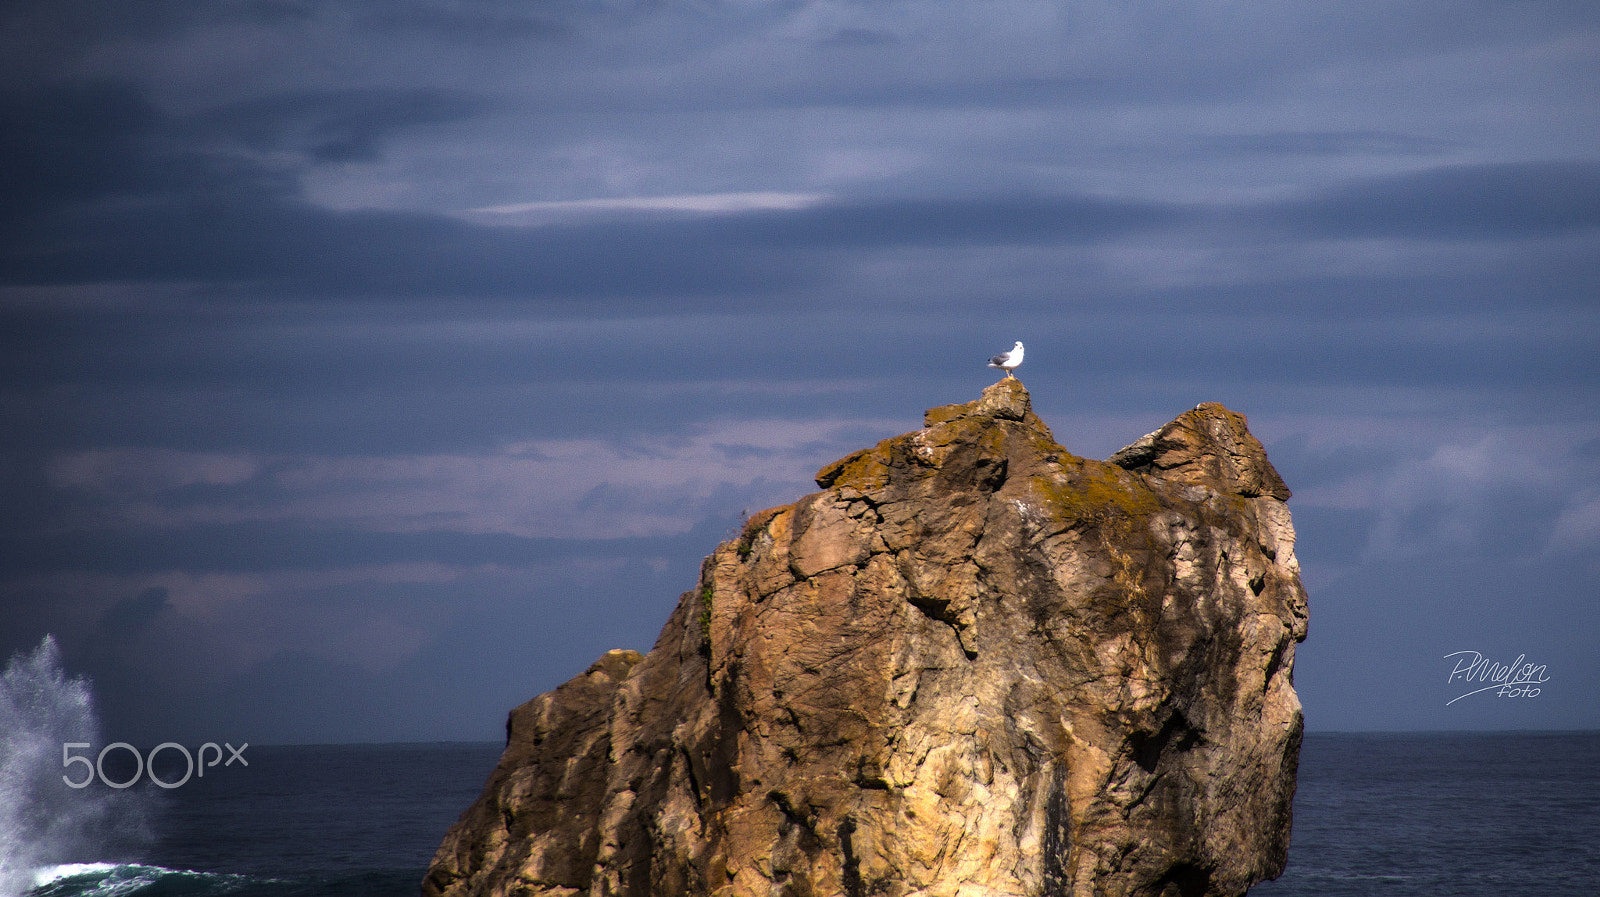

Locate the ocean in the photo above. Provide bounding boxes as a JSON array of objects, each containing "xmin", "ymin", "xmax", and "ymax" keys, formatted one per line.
[
  {"xmin": 16, "ymin": 743, "xmax": 504, "ymax": 897},
  {"xmin": 9, "ymin": 734, "xmax": 1599, "ymax": 897}
]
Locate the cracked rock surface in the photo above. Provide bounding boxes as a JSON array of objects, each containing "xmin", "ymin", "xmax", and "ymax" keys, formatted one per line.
[{"xmin": 424, "ymin": 380, "xmax": 1308, "ymax": 897}]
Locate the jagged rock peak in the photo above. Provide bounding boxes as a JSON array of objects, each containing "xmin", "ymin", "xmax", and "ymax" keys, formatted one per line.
[
  {"xmin": 424, "ymin": 383, "xmax": 1308, "ymax": 897},
  {"xmin": 1109, "ymin": 402, "xmax": 1291, "ymax": 501},
  {"xmin": 924, "ymin": 376, "xmax": 1037, "ymax": 425}
]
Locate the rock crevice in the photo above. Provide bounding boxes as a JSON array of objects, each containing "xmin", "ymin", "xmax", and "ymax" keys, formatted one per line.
[{"xmin": 425, "ymin": 380, "xmax": 1307, "ymax": 897}]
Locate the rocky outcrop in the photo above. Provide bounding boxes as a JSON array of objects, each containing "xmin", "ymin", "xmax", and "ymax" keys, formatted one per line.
[{"xmin": 424, "ymin": 381, "xmax": 1308, "ymax": 897}]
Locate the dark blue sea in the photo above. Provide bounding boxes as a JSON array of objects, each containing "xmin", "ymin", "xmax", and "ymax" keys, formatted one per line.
[{"xmin": 16, "ymin": 733, "xmax": 1600, "ymax": 897}]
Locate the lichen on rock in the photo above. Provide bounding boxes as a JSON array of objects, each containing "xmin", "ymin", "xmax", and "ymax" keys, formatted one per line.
[{"xmin": 424, "ymin": 380, "xmax": 1308, "ymax": 897}]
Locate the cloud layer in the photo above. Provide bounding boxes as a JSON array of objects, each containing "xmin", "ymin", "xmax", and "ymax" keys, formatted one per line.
[{"xmin": 2, "ymin": 0, "xmax": 1597, "ymax": 741}]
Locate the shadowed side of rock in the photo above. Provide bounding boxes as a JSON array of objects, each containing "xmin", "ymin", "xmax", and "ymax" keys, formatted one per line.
[{"xmin": 424, "ymin": 379, "xmax": 1308, "ymax": 897}]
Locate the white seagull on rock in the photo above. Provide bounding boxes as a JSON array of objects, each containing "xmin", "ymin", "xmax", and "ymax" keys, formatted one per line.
[{"xmin": 988, "ymin": 341, "xmax": 1024, "ymax": 379}]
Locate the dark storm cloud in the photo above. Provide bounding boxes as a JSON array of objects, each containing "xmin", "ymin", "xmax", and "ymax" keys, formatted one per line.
[
  {"xmin": 70, "ymin": 587, "xmax": 174, "ymax": 678},
  {"xmin": 1264, "ymin": 161, "xmax": 1600, "ymax": 240},
  {"xmin": 93, "ymin": 585, "xmax": 172, "ymax": 631},
  {"xmin": 5, "ymin": 199, "xmax": 804, "ymax": 298},
  {"xmin": 190, "ymin": 88, "xmax": 484, "ymax": 164},
  {"xmin": 761, "ymin": 75, "xmax": 1116, "ymax": 112},
  {"xmin": 0, "ymin": 80, "xmax": 775, "ymax": 296},
  {"xmin": 0, "ymin": 84, "xmax": 776, "ymax": 297},
  {"xmin": 0, "ymin": 0, "xmax": 295, "ymax": 49},
  {"xmin": 0, "ymin": 82, "xmax": 175, "ymax": 216},
  {"xmin": 7, "ymin": 82, "xmax": 1594, "ymax": 309},
  {"xmin": 1191, "ymin": 131, "xmax": 1464, "ymax": 158},
  {"xmin": 0, "ymin": 0, "xmax": 573, "ymax": 75},
  {"xmin": 0, "ymin": 78, "xmax": 1192, "ymax": 298},
  {"xmin": 0, "ymin": 520, "xmax": 713, "ymax": 576},
  {"xmin": 355, "ymin": 1, "xmax": 575, "ymax": 40},
  {"xmin": 720, "ymin": 194, "xmax": 1193, "ymax": 248},
  {"xmin": 6, "ymin": 73, "xmax": 1597, "ymax": 327},
  {"xmin": 1, "ymin": 0, "xmax": 1596, "ymax": 743}
]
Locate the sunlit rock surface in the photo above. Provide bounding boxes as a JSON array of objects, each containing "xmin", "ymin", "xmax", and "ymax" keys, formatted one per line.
[{"xmin": 425, "ymin": 380, "xmax": 1308, "ymax": 897}]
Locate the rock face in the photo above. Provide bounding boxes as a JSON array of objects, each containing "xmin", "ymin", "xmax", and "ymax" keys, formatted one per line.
[{"xmin": 424, "ymin": 381, "xmax": 1308, "ymax": 897}]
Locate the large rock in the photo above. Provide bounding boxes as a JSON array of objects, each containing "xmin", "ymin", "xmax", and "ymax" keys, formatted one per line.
[{"xmin": 424, "ymin": 380, "xmax": 1308, "ymax": 897}]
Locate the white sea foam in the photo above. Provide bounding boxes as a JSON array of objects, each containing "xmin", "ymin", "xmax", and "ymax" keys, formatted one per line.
[
  {"xmin": 29, "ymin": 865, "xmax": 118, "ymax": 889},
  {"xmin": 29, "ymin": 864, "xmax": 172, "ymax": 897},
  {"xmin": 30, "ymin": 863, "xmax": 261, "ymax": 897},
  {"xmin": 0, "ymin": 638, "xmax": 150, "ymax": 897}
]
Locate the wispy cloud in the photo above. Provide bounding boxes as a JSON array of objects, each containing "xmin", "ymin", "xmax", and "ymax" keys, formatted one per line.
[
  {"xmin": 41, "ymin": 418, "xmax": 889, "ymax": 541},
  {"xmin": 464, "ymin": 190, "xmax": 830, "ymax": 222}
]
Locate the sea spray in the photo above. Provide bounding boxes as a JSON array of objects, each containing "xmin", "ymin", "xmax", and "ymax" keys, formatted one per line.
[{"xmin": 0, "ymin": 637, "xmax": 150, "ymax": 897}]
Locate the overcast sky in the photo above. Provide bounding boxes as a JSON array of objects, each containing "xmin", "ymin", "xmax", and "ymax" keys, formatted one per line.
[{"xmin": 2, "ymin": 0, "xmax": 1597, "ymax": 744}]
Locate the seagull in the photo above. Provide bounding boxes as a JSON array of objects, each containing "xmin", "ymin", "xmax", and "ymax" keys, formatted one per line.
[{"xmin": 988, "ymin": 341, "xmax": 1024, "ymax": 379}]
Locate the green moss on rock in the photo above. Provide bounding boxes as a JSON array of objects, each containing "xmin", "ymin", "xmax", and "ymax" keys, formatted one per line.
[
  {"xmin": 815, "ymin": 441, "xmax": 894, "ymax": 490},
  {"xmin": 1031, "ymin": 457, "xmax": 1162, "ymax": 526},
  {"xmin": 697, "ymin": 585, "xmax": 714, "ymax": 641}
]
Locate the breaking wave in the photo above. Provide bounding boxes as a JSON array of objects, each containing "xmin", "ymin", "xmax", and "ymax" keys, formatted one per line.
[{"xmin": 0, "ymin": 637, "xmax": 150, "ymax": 897}]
